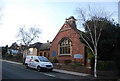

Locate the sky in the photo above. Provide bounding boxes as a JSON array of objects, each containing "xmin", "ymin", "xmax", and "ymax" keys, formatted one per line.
[{"xmin": 0, "ymin": 0, "xmax": 119, "ymax": 47}]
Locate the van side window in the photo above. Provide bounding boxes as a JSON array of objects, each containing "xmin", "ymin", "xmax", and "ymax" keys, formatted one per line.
[{"xmin": 35, "ymin": 59, "xmax": 39, "ymax": 62}]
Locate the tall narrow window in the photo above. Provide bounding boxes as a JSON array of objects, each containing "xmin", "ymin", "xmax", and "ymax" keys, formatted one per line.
[
  {"xmin": 44, "ymin": 52, "xmax": 46, "ymax": 57},
  {"xmin": 59, "ymin": 38, "xmax": 71, "ymax": 55},
  {"xmin": 40, "ymin": 53, "xmax": 42, "ymax": 56}
]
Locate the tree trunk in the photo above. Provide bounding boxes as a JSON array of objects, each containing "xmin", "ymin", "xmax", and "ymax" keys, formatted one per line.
[{"xmin": 94, "ymin": 48, "xmax": 97, "ymax": 78}]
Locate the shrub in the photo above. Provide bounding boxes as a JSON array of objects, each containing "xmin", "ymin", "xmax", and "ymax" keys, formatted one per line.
[
  {"xmin": 97, "ymin": 60, "xmax": 105, "ymax": 70},
  {"xmin": 105, "ymin": 61, "xmax": 117, "ymax": 70},
  {"xmin": 52, "ymin": 57, "xmax": 59, "ymax": 63},
  {"xmin": 13, "ymin": 54, "xmax": 23, "ymax": 63},
  {"xmin": 6, "ymin": 54, "xmax": 13, "ymax": 58},
  {"xmin": 97, "ymin": 60, "xmax": 117, "ymax": 71}
]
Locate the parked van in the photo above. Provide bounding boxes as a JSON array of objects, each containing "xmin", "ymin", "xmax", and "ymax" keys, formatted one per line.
[{"xmin": 24, "ymin": 56, "xmax": 53, "ymax": 71}]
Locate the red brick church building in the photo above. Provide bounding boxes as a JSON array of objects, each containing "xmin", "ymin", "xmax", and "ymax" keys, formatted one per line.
[{"xmin": 50, "ymin": 16, "xmax": 86, "ymax": 65}]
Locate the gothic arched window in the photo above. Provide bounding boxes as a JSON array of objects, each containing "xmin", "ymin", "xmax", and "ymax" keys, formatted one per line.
[{"xmin": 59, "ymin": 38, "xmax": 71, "ymax": 55}]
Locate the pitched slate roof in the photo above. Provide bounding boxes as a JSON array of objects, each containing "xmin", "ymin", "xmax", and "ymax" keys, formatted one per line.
[
  {"xmin": 29, "ymin": 42, "xmax": 42, "ymax": 49},
  {"xmin": 39, "ymin": 42, "xmax": 51, "ymax": 51},
  {"xmin": 9, "ymin": 42, "xmax": 19, "ymax": 50},
  {"xmin": 29, "ymin": 42, "xmax": 51, "ymax": 51}
]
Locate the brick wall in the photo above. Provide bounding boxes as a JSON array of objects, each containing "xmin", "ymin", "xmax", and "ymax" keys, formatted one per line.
[
  {"xmin": 38, "ymin": 50, "xmax": 50, "ymax": 59},
  {"xmin": 50, "ymin": 23, "xmax": 85, "ymax": 64}
]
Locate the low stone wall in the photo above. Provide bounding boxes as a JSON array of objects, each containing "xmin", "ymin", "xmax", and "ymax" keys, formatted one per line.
[
  {"xmin": 2, "ymin": 54, "xmax": 23, "ymax": 63},
  {"xmin": 53, "ymin": 63, "xmax": 91, "ymax": 74},
  {"xmin": 53, "ymin": 63, "xmax": 119, "ymax": 77}
]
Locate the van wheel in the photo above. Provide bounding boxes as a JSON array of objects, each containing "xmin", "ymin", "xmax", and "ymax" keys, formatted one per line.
[
  {"xmin": 37, "ymin": 66, "xmax": 41, "ymax": 72},
  {"xmin": 25, "ymin": 64, "xmax": 29, "ymax": 69}
]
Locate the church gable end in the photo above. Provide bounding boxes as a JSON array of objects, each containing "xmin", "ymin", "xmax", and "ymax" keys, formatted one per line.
[
  {"xmin": 50, "ymin": 16, "xmax": 85, "ymax": 64},
  {"xmin": 60, "ymin": 16, "xmax": 77, "ymax": 32},
  {"xmin": 60, "ymin": 24, "xmax": 72, "ymax": 32}
]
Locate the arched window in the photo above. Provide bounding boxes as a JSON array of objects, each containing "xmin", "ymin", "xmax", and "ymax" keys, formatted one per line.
[{"xmin": 59, "ymin": 38, "xmax": 71, "ymax": 55}]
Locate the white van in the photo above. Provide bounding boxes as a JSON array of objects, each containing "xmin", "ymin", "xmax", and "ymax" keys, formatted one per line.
[{"xmin": 24, "ymin": 56, "xmax": 53, "ymax": 71}]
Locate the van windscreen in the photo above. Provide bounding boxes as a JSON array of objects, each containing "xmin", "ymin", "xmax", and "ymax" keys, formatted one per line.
[{"xmin": 38, "ymin": 57, "xmax": 49, "ymax": 62}]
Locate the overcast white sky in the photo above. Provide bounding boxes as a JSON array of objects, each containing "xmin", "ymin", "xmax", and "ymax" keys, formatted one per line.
[{"xmin": 0, "ymin": 0, "xmax": 119, "ymax": 46}]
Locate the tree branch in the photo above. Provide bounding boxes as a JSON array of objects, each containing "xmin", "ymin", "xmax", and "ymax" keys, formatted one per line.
[{"xmin": 80, "ymin": 32, "xmax": 95, "ymax": 55}]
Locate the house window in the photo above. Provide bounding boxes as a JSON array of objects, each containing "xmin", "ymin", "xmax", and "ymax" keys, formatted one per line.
[
  {"xmin": 40, "ymin": 53, "xmax": 42, "ymax": 56},
  {"xmin": 44, "ymin": 52, "xmax": 46, "ymax": 57},
  {"xmin": 59, "ymin": 38, "xmax": 71, "ymax": 55}
]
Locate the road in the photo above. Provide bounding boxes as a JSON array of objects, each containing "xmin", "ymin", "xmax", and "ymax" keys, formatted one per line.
[{"xmin": 2, "ymin": 60, "xmax": 91, "ymax": 81}]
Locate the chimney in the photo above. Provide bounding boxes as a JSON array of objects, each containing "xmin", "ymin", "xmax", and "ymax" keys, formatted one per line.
[
  {"xmin": 47, "ymin": 40, "xmax": 49, "ymax": 43},
  {"xmin": 66, "ymin": 16, "xmax": 77, "ymax": 28}
]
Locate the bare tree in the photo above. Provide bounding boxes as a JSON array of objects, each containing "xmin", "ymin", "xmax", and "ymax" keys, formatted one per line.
[
  {"xmin": 76, "ymin": 5, "xmax": 112, "ymax": 78},
  {"xmin": 17, "ymin": 25, "xmax": 41, "ymax": 57}
]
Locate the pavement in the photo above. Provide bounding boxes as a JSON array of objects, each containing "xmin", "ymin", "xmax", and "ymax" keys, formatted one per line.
[
  {"xmin": 2, "ymin": 60, "xmax": 90, "ymax": 77},
  {"xmin": 53, "ymin": 69, "xmax": 90, "ymax": 77}
]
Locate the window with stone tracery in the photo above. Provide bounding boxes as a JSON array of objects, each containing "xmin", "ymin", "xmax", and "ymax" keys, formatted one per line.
[{"xmin": 59, "ymin": 38, "xmax": 71, "ymax": 55}]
